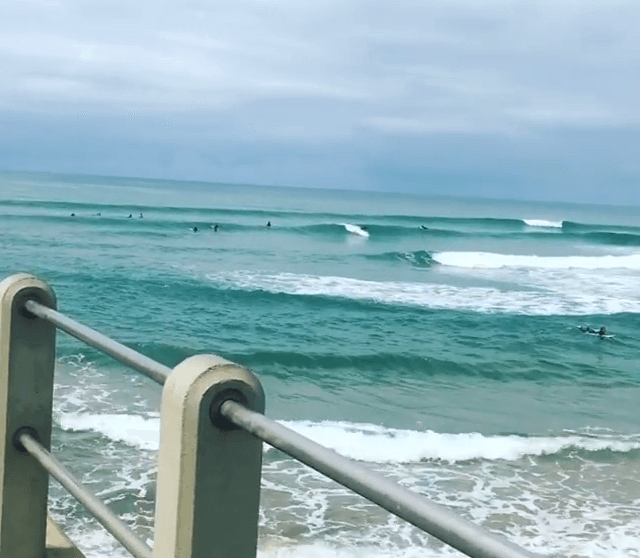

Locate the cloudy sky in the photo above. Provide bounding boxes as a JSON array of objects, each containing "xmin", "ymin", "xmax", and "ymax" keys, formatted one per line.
[{"xmin": 2, "ymin": 0, "xmax": 639, "ymax": 204}]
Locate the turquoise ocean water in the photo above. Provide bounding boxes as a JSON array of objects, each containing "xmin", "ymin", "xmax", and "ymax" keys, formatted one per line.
[{"xmin": 2, "ymin": 171, "xmax": 640, "ymax": 557}]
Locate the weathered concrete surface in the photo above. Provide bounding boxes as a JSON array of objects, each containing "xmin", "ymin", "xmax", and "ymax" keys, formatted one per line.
[
  {"xmin": 45, "ymin": 517, "xmax": 85, "ymax": 558},
  {"xmin": 0, "ymin": 274, "xmax": 56, "ymax": 558}
]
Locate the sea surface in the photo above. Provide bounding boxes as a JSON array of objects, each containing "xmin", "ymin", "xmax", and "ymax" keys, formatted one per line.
[{"xmin": 2, "ymin": 171, "xmax": 640, "ymax": 558}]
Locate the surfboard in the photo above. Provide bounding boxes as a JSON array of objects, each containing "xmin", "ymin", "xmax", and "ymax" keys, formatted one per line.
[
  {"xmin": 342, "ymin": 223, "xmax": 369, "ymax": 237},
  {"xmin": 577, "ymin": 326, "xmax": 614, "ymax": 338}
]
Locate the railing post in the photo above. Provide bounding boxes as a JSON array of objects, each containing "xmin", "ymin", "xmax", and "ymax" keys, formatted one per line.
[
  {"xmin": 0, "ymin": 274, "xmax": 56, "ymax": 558},
  {"xmin": 152, "ymin": 354, "xmax": 265, "ymax": 558}
]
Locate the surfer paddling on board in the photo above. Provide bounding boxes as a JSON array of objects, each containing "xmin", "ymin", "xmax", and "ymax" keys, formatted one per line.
[{"xmin": 579, "ymin": 325, "xmax": 610, "ymax": 338}]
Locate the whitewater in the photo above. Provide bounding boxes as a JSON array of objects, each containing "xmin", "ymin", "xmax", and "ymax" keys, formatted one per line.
[{"xmin": 2, "ymin": 171, "xmax": 640, "ymax": 558}]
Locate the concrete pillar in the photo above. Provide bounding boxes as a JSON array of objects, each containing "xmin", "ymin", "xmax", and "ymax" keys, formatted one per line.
[
  {"xmin": 0, "ymin": 274, "xmax": 57, "ymax": 558},
  {"xmin": 46, "ymin": 516, "xmax": 86, "ymax": 558},
  {"xmin": 153, "ymin": 354, "xmax": 265, "ymax": 558}
]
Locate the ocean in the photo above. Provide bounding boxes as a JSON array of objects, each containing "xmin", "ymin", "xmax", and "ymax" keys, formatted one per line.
[{"xmin": 2, "ymin": 170, "xmax": 640, "ymax": 558}]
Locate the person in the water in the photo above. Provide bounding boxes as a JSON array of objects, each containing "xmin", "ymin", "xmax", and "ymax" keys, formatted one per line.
[
  {"xmin": 213, "ymin": 224, "xmax": 218, "ymax": 232},
  {"xmin": 266, "ymin": 221, "xmax": 271, "ymax": 227},
  {"xmin": 579, "ymin": 325, "xmax": 608, "ymax": 337},
  {"xmin": 193, "ymin": 226, "xmax": 198, "ymax": 232}
]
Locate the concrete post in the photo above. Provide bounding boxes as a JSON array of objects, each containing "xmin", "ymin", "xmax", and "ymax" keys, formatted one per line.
[
  {"xmin": 0, "ymin": 274, "xmax": 57, "ymax": 558},
  {"xmin": 153, "ymin": 354, "xmax": 265, "ymax": 558}
]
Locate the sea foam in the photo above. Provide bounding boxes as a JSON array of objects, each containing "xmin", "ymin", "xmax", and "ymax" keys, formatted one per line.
[
  {"xmin": 58, "ymin": 413, "xmax": 160, "ymax": 450},
  {"xmin": 523, "ymin": 219, "xmax": 563, "ymax": 228},
  {"xmin": 56, "ymin": 413, "xmax": 640, "ymax": 463},
  {"xmin": 205, "ymin": 269, "xmax": 640, "ymax": 315},
  {"xmin": 433, "ymin": 251, "xmax": 640, "ymax": 270},
  {"xmin": 341, "ymin": 223, "xmax": 369, "ymax": 237}
]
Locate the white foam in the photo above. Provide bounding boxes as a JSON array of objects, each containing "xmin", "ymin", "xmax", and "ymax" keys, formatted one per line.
[
  {"xmin": 205, "ymin": 270, "xmax": 640, "ymax": 315},
  {"xmin": 278, "ymin": 421, "xmax": 640, "ymax": 463},
  {"xmin": 341, "ymin": 223, "xmax": 369, "ymax": 237},
  {"xmin": 57, "ymin": 413, "xmax": 639, "ymax": 463},
  {"xmin": 58, "ymin": 413, "xmax": 160, "ymax": 450},
  {"xmin": 433, "ymin": 251, "xmax": 640, "ymax": 270},
  {"xmin": 523, "ymin": 219, "xmax": 563, "ymax": 228}
]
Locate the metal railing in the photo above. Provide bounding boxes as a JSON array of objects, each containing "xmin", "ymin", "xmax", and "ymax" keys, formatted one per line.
[{"xmin": 0, "ymin": 274, "xmax": 544, "ymax": 558}]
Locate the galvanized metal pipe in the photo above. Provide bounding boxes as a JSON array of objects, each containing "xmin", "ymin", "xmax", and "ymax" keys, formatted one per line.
[
  {"xmin": 18, "ymin": 432, "xmax": 153, "ymax": 558},
  {"xmin": 24, "ymin": 299, "xmax": 170, "ymax": 385},
  {"xmin": 221, "ymin": 400, "xmax": 544, "ymax": 558}
]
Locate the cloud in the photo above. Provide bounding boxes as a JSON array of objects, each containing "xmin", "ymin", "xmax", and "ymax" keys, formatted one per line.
[{"xmin": 2, "ymin": 0, "xmax": 640, "ymax": 202}]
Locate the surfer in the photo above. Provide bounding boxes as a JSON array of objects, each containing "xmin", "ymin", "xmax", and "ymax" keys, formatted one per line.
[
  {"xmin": 70, "ymin": 213, "xmax": 75, "ymax": 217},
  {"xmin": 193, "ymin": 226, "xmax": 198, "ymax": 232},
  {"xmin": 139, "ymin": 213, "xmax": 143, "ymax": 218},
  {"xmin": 266, "ymin": 221, "xmax": 271, "ymax": 227},
  {"xmin": 128, "ymin": 214, "xmax": 132, "ymax": 218},
  {"xmin": 421, "ymin": 225, "xmax": 429, "ymax": 230},
  {"xmin": 213, "ymin": 224, "xmax": 218, "ymax": 232},
  {"xmin": 579, "ymin": 325, "xmax": 609, "ymax": 338}
]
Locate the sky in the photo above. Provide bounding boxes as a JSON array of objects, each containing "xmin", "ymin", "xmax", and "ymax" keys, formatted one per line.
[{"xmin": 1, "ymin": 0, "xmax": 640, "ymax": 205}]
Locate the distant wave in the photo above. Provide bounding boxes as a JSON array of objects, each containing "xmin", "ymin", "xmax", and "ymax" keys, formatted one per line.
[
  {"xmin": 433, "ymin": 251, "xmax": 640, "ymax": 270},
  {"xmin": 583, "ymin": 231, "xmax": 640, "ymax": 247},
  {"xmin": 204, "ymin": 270, "xmax": 640, "ymax": 315},
  {"xmin": 6, "ymin": 200, "xmax": 640, "ymax": 247},
  {"xmin": 523, "ymin": 219, "xmax": 563, "ymax": 228},
  {"xmin": 58, "ymin": 413, "xmax": 640, "ymax": 464},
  {"xmin": 228, "ymin": 350, "xmax": 510, "ymax": 379},
  {"xmin": 365, "ymin": 250, "xmax": 435, "ymax": 268},
  {"xmin": 342, "ymin": 223, "xmax": 369, "ymax": 237}
]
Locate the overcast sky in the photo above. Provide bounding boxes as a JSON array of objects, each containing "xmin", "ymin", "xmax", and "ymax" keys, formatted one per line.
[{"xmin": 2, "ymin": 0, "xmax": 639, "ymax": 204}]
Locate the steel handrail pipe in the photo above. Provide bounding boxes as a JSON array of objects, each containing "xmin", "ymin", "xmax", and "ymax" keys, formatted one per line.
[
  {"xmin": 18, "ymin": 431, "xmax": 153, "ymax": 558},
  {"xmin": 221, "ymin": 400, "xmax": 544, "ymax": 558},
  {"xmin": 24, "ymin": 299, "xmax": 170, "ymax": 385}
]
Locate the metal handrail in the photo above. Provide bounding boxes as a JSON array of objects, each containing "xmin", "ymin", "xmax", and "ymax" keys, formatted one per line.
[
  {"xmin": 221, "ymin": 400, "xmax": 541, "ymax": 558},
  {"xmin": 18, "ymin": 431, "xmax": 152, "ymax": 558},
  {"xmin": 23, "ymin": 297, "xmax": 544, "ymax": 558},
  {"xmin": 24, "ymin": 299, "xmax": 170, "ymax": 385}
]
